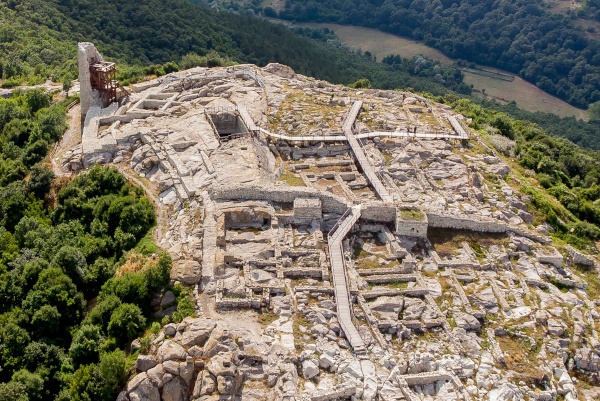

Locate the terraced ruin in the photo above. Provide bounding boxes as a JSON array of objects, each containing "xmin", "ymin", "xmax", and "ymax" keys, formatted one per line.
[{"xmin": 63, "ymin": 43, "xmax": 600, "ymax": 401}]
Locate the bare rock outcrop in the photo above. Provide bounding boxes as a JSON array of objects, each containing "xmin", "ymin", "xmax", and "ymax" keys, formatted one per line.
[{"xmin": 119, "ymin": 317, "xmax": 291, "ymax": 401}]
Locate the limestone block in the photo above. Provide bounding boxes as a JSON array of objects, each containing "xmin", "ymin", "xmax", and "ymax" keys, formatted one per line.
[
  {"xmin": 170, "ymin": 260, "xmax": 201, "ymax": 285},
  {"xmin": 293, "ymin": 197, "xmax": 322, "ymax": 220},
  {"xmin": 136, "ymin": 355, "xmax": 158, "ymax": 372},
  {"xmin": 302, "ymin": 360, "xmax": 320, "ymax": 379},
  {"xmin": 395, "ymin": 208, "xmax": 428, "ymax": 238},
  {"xmin": 534, "ymin": 248, "xmax": 564, "ymax": 268},
  {"xmin": 157, "ymin": 340, "xmax": 187, "ymax": 362},
  {"xmin": 567, "ymin": 245, "xmax": 595, "ymax": 266}
]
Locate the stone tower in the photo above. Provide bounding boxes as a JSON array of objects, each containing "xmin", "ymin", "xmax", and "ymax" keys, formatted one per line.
[{"xmin": 77, "ymin": 42, "xmax": 104, "ymax": 119}]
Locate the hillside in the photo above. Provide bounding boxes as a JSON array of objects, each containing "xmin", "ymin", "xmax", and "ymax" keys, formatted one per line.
[
  {"xmin": 0, "ymin": 0, "xmax": 466, "ymax": 95},
  {"xmin": 296, "ymin": 21, "xmax": 589, "ymax": 120},
  {"xmin": 3, "ymin": 2, "xmax": 600, "ymax": 400},
  {"xmin": 276, "ymin": 0, "xmax": 600, "ymax": 110}
]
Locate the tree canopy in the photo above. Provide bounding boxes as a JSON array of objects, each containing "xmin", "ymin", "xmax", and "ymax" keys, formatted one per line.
[
  {"xmin": 278, "ymin": 0, "xmax": 600, "ymax": 109},
  {"xmin": 0, "ymin": 89, "xmax": 172, "ymax": 401}
]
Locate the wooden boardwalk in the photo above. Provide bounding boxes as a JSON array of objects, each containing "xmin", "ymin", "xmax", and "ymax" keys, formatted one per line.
[
  {"xmin": 328, "ymin": 205, "xmax": 366, "ymax": 354},
  {"xmin": 237, "ymin": 107, "xmax": 258, "ymax": 132},
  {"xmin": 258, "ymin": 128, "xmax": 467, "ymax": 142},
  {"xmin": 343, "ymin": 101, "xmax": 394, "ymax": 203}
]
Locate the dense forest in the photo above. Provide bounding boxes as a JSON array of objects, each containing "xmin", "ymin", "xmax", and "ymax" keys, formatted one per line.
[
  {"xmin": 0, "ymin": 0, "xmax": 463, "ymax": 94},
  {"xmin": 0, "ymin": 89, "xmax": 196, "ymax": 401},
  {"xmin": 277, "ymin": 0, "xmax": 600, "ymax": 109},
  {"xmin": 581, "ymin": 0, "xmax": 600, "ymax": 22}
]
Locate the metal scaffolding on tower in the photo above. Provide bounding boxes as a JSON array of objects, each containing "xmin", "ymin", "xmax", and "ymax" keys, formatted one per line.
[{"xmin": 89, "ymin": 60, "xmax": 130, "ymax": 107}]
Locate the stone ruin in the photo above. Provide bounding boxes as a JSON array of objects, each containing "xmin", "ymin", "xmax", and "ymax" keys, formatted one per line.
[
  {"xmin": 78, "ymin": 42, "xmax": 105, "ymax": 118},
  {"xmin": 64, "ymin": 43, "xmax": 600, "ymax": 401}
]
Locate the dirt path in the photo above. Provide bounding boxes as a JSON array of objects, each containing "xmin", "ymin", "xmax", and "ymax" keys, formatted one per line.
[{"xmin": 50, "ymin": 102, "xmax": 81, "ymax": 177}]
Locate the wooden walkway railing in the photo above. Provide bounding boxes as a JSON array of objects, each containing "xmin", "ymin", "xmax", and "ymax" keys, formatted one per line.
[
  {"xmin": 343, "ymin": 101, "xmax": 394, "ymax": 203},
  {"xmin": 328, "ymin": 205, "xmax": 366, "ymax": 354}
]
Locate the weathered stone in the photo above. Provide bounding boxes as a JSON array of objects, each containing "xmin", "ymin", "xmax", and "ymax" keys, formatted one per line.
[
  {"xmin": 511, "ymin": 236, "xmax": 533, "ymax": 251},
  {"xmin": 127, "ymin": 372, "xmax": 148, "ymax": 393},
  {"xmin": 179, "ymin": 361, "xmax": 195, "ymax": 385},
  {"xmin": 180, "ymin": 318, "xmax": 217, "ymax": 347},
  {"xmin": 207, "ymin": 352, "xmax": 236, "ymax": 377},
  {"xmin": 487, "ymin": 383, "xmax": 520, "ymax": 401},
  {"xmin": 217, "ymin": 375, "xmax": 236, "ymax": 395},
  {"xmin": 136, "ymin": 355, "xmax": 158, "ymax": 372},
  {"xmin": 548, "ymin": 318, "xmax": 565, "ymax": 337},
  {"xmin": 163, "ymin": 360, "xmax": 180, "ymax": 375},
  {"xmin": 319, "ymin": 353, "xmax": 335, "ymax": 370},
  {"xmin": 161, "ymin": 377, "xmax": 187, "ymax": 401},
  {"xmin": 402, "ymin": 299, "xmax": 426, "ymax": 320},
  {"xmin": 567, "ymin": 245, "xmax": 595, "ymax": 266},
  {"xmin": 263, "ymin": 63, "xmax": 295, "ymax": 78},
  {"xmin": 161, "ymin": 291, "xmax": 176, "ymax": 308},
  {"xmin": 454, "ymin": 312, "xmax": 481, "ymax": 331},
  {"xmin": 157, "ymin": 340, "xmax": 187, "ymax": 362},
  {"xmin": 146, "ymin": 364, "xmax": 166, "ymax": 388},
  {"xmin": 193, "ymin": 370, "xmax": 216, "ymax": 397},
  {"xmin": 302, "ymin": 360, "xmax": 320, "ymax": 379},
  {"xmin": 170, "ymin": 260, "xmax": 201, "ymax": 285},
  {"xmin": 164, "ymin": 324, "xmax": 177, "ymax": 337},
  {"xmin": 342, "ymin": 359, "xmax": 363, "ymax": 380},
  {"xmin": 128, "ymin": 377, "xmax": 160, "ymax": 401}
]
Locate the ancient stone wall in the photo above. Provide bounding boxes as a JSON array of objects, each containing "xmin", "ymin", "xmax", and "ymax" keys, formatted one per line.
[
  {"xmin": 396, "ymin": 212, "xmax": 428, "ymax": 238},
  {"xmin": 361, "ymin": 202, "xmax": 396, "ymax": 222},
  {"xmin": 210, "ymin": 186, "xmax": 349, "ymax": 214},
  {"xmin": 426, "ymin": 212, "xmax": 507, "ymax": 233},
  {"xmin": 81, "ymin": 104, "xmax": 119, "ymax": 167},
  {"xmin": 78, "ymin": 42, "xmax": 104, "ymax": 118},
  {"xmin": 252, "ymin": 136, "xmax": 276, "ymax": 177},
  {"xmin": 293, "ymin": 198, "xmax": 322, "ymax": 221}
]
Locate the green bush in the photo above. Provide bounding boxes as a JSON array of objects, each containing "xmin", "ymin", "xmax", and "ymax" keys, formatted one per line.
[{"xmin": 107, "ymin": 304, "xmax": 146, "ymax": 346}]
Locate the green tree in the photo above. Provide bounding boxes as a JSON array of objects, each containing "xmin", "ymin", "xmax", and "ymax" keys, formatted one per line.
[
  {"xmin": 30, "ymin": 305, "xmax": 61, "ymax": 339},
  {"xmin": 62, "ymin": 80, "xmax": 73, "ymax": 96},
  {"xmin": 69, "ymin": 325, "xmax": 105, "ymax": 367},
  {"xmin": 0, "ymin": 381, "xmax": 28, "ymax": 401},
  {"xmin": 65, "ymin": 350, "xmax": 127, "ymax": 401},
  {"xmin": 589, "ymin": 101, "xmax": 600, "ymax": 121},
  {"xmin": 50, "ymin": 246, "xmax": 87, "ymax": 286},
  {"xmin": 11, "ymin": 369, "xmax": 44, "ymax": 401},
  {"xmin": 24, "ymin": 89, "xmax": 52, "ymax": 114},
  {"xmin": 349, "ymin": 78, "xmax": 371, "ymax": 89},
  {"xmin": 107, "ymin": 303, "xmax": 145, "ymax": 345},
  {"xmin": 96, "ymin": 350, "xmax": 127, "ymax": 399},
  {"xmin": 85, "ymin": 295, "xmax": 121, "ymax": 330},
  {"xmin": 22, "ymin": 268, "xmax": 85, "ymax": 332},
  {"xmin": 0, "ymin": 321, "xmax": 30, "ymax": 374}
]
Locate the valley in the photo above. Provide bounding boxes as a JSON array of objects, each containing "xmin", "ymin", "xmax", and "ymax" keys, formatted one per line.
[{"xmin": 298, "ymin": 22, "xmax": 589, "ymax": 120}]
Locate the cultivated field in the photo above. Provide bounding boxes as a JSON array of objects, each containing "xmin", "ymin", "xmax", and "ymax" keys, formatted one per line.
[{"xmin": 299, "ymin": 22, "xmax": 588, "ymax": 120}]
